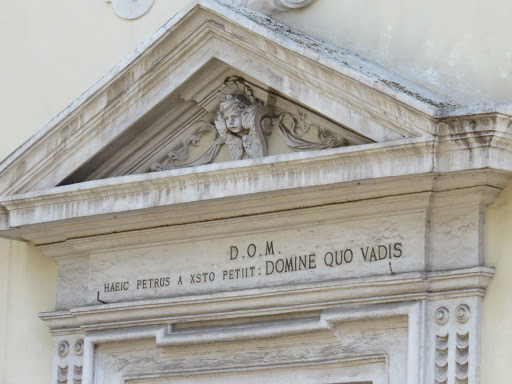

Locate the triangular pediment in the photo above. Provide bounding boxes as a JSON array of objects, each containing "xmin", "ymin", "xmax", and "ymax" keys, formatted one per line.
[
  {"xmin": 0, "ymin": 0, "xmax": 453, "ymax": 197},
  {"xmin": 1, "ymin": 0, "xmax": 511, "ymax": 243},
  {"xmin": 60, "ymin": 64, "xmax": 376, "ymax": 185}
]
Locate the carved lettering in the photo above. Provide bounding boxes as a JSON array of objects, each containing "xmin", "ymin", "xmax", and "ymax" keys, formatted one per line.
[
  {"xmin": 190, "ymin": 272, "xmax": 216, "ymax": 284},
  {"xmin": 104, "ymin": 281, "xmax": 130, "ymax": 293},
  {"xmin": 247, "ymin": 244, "xmax": 256, "ymax": 258},
  {"xmin": 361, "ymin": 243, "xmax": 402, "ymax": 263},
  {"xmin": 324, "ymin": 249, "xmax": 353, "ymax": 267},
  {"xmin": 223, "ymin": 267, "xmax": 256, "ymax": 280},
  {"xmin": 265, "ymin": 241, "xmax": 275, "ymax": 256},
  {"xmin": 99, "ymin": 240, "xmax": 406, "ymax": 297},
  {"xmin": 230, "ymin": 246, "xmax": 239, "ymax": 260},
  {"xmin": 394, "ymin": 242, "xmax": 403, "ymax": 257},
  {"xmin": 136, "ymin": 277, "xmax": 171, "ymax": 290},
  {"xmin": 266, "ymin": 253, "xmax": 316, "ymax": 275}
]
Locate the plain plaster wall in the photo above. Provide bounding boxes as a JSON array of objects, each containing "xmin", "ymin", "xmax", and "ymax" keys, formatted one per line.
[
  {"xmin": 0, "ymin": 0, "xmax": 189, "ymax": 163},
  {"xmin": 276, "ymin": 0, "xmax": 512, "ymax": 105},
  {"xmin": 0, "ymin": 0, "xmax": 511, "ymax": 383},
  {"xmin": 0, "ymin": 239, "xmax": 57, "ymax": 384},
  {"xmin": 482, "ymin": 183, "xmax": 512, "ymax": 383}
]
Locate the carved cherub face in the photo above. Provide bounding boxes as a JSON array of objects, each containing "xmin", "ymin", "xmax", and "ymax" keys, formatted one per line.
[
  {"xmin": 219, "ymin": 95, "xmax": 251, "ymax": 136},
  {"xmin": 224, "ymin": 108, "xmax": 244, "ymax": 134}
]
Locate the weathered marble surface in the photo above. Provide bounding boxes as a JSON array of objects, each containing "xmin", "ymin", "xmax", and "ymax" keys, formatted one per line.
[{"xmin": 0, "ymin": 1, "xmax": 510, "ymax": 383}]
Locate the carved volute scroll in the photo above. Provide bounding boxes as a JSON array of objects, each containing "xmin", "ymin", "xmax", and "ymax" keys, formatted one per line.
[{"xmin": 151, "ymin": 77, "xmax": 351, "ymax": 172}]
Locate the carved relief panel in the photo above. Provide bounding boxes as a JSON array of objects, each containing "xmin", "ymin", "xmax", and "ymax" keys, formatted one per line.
[
  {"xmin": 151, "ymin": 76, "xmax": 361, "ymax": 171},
  {"xmin": 429, "ymin": 298, "xmax": 480, "ymax": 384},
  {"xmin": 54, "ymin": 337, "xmax": 85, "ymax": 384}
]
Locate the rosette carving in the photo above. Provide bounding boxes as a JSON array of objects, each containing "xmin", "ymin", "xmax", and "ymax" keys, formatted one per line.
[
  {"xmin": 455, "ymin": 304, "xmax": 470, "ymax": 324},
  {"xmin": 74, "ymin": 339, "xmax": 84, "ymax": 356},
  {"xmin": 58, "ymin": 341, "xmax": 70, "ymax": 357},
  {"xmin": 434, "ymin": 307, "xmax": 450, "ymax": 325}
]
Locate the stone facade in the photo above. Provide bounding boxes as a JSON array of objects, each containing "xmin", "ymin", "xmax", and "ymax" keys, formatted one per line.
[{"xmin": 1, "ymin": 1, "xmax": 512, "ymax": 383}]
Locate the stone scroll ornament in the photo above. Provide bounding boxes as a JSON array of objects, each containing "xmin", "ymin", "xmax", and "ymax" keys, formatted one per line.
[{"xmin": 151, "ymin": 77, "xmax": 349, "ymax": 171}]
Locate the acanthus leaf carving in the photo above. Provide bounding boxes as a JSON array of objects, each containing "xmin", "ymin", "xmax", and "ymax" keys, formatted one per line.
[
  {"xmin": 150, "ymin": 77, "xmax": 350, "ymax": 172},
  {"xmin": 150, "ymin": 122, "xmax": 222, "ymax": 172},
  {"xmin": 262, "ymin": 112, "xmax": 349, "ymax": 152}
]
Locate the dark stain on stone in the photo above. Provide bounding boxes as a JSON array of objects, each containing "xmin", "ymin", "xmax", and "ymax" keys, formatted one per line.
[
  {"xmin": 216, "ymin": 1, "xmax": 457, "ymax": 109},
  {"xmin": 378, "ymin": 80, "xmax": 454, "ymax": 108}
]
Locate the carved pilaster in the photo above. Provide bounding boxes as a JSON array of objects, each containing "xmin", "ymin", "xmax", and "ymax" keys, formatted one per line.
[
  {"xmin": 429, "ymin": 299, "xmax": 479, "ymax": 384},
  {"xmin": 54, "ymin": 337, "xmax": 85, "ymax": 384}
]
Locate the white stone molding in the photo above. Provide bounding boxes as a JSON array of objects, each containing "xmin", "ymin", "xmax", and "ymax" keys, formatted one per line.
[
  {"xmin": 0, "ymin": 0, "xmax": 509, "ymax": 203},
  {"xmin": 39, "ymin": 267, "xmax": 493, "ymax": 329},
  {"xmin": 428, "ymin": 299, "xmax": 479, "ymax": 383},
  {"xmin": 70, "ymin": 302, "xmax": 418, "ymax": 384},
  {"xmin": 0, "ymin": 0, "xmax": 458, "ymax": 197},
  {"xmin": 104, "ymin": 0, "xmax": 153, "ymax": 20},
  {"xmin": 53, "ymin": 336, "xmax": 85, "ymax": 384},
  {"xmin": 0, "ymin": 2, "xmax": 510, "ymax": 382},
  {"xmin": 39, "ymin": 275, "xmax": 490, "ymax": 384}
]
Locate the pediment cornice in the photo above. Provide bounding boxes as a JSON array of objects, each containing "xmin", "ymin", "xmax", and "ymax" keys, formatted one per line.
[{"xmin": 0, "ymin": 0, "xmax": 511, "ymax": 242}]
